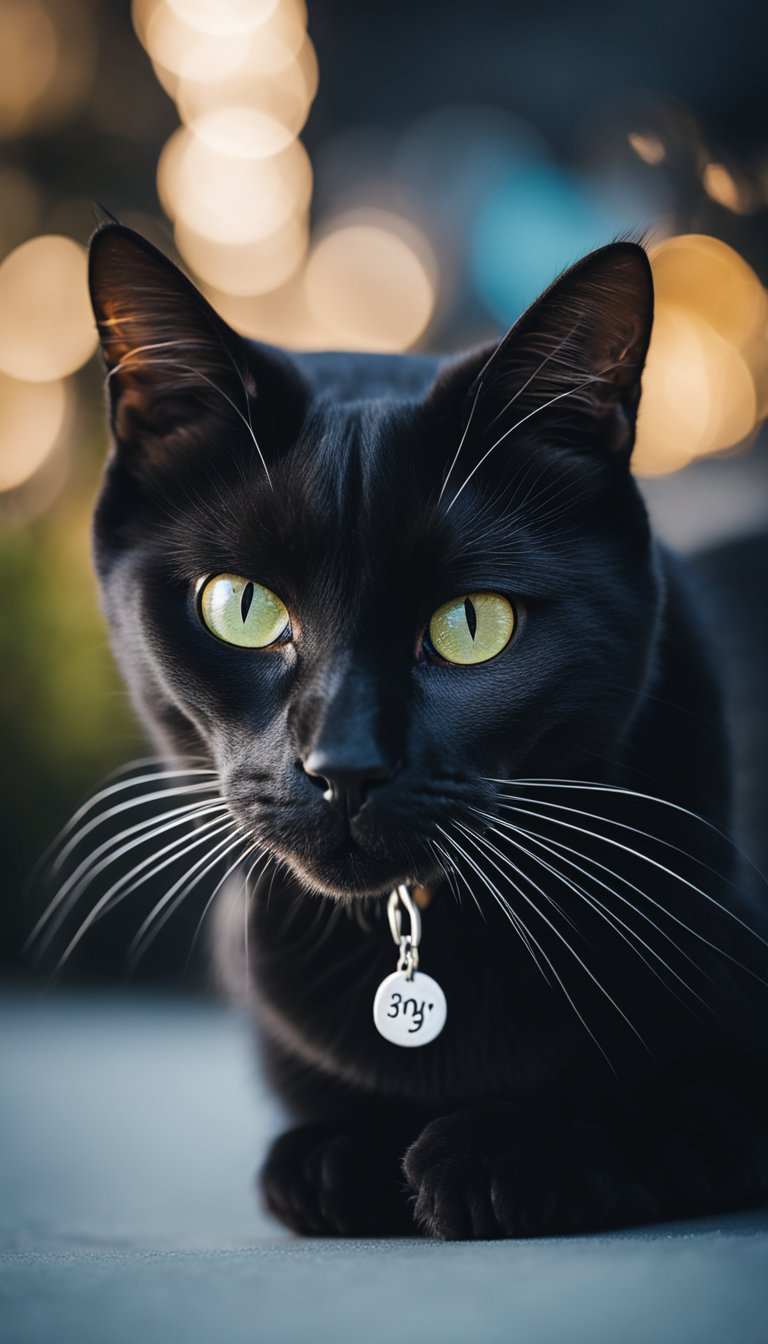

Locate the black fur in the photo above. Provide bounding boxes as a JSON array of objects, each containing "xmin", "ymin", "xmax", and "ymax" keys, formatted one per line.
[{"xmin": 88, "ymin": 223, "xmax": 768, "ymax": 1239}]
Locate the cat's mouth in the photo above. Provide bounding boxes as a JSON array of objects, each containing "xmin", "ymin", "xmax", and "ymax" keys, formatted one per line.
[
  {"xmin": 236, "ymin": 807, "xmax": 440, "ymax": 899},
  {"xmin": 223, "ymin": 770, "xmax": 475, "ymax": 899}
]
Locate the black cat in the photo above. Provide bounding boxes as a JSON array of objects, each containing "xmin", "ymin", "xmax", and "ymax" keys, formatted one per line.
[{"xmin": 87, "ymin": 221, "xmax": 768, "ymax": 1238}]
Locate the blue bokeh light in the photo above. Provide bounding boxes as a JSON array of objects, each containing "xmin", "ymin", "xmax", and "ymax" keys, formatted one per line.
[{"xmin": 471, "ymin": 164, "xmax": 652, "ymax": 323}]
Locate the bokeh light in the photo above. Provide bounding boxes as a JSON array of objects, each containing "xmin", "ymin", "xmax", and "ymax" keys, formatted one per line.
[
  {"xmin": 0, "ymin": 0, "xmax": 57, "ymax": 139},
  {"xmin": 166, "ymin": 0, "xmax": 281, "ymax": 35},
  {"xmin": 650, "ymin": 234, "xmax": 767, "ymax": 347},
  {"xmin": 189, "ymin": 106, "xmax": 297, "ymax": 158},
  {"xmin": 627, "ymin": 130, "xmax": 667, "ymax": 166},
  {"xmin": 135, "ymin": 0, "xmax": 318, "ymax": 303},
  {"xmin": 0, "ymin": 236, "xmax": 97, "ymax": 382},
  {"xmin": 634, "ymin": 235, "xmax": 767, "ymax": 475},
  {"xmin": 701, "ymin": 162, "xmax": 760, "ymax": 215},
  {"xmin": 304, "ymin": 215, "xmax": 436, "ymax": 352},
  {"xmin": 0, "ymin": 0, "xmax": 96, "ymax": 140},
  {"xmin": 206, "ymin": 273, "xmax": 328, "ymax": 348},
  {"xmin": 471, "ymin": 164, "xmax": 653, "ymax": 321},
  {"xmin": 703, "ymin": 162, "xmax": 744, "ymax": 212},
  {"xmin": 0, "ymin": 373, "xmax": 68, "ymax": 493},
  {"xmin": 174, "ymin": 216, "xmax": 308, "ymax": 295},
  {"xmin": 158, "ymin": 125, "xmax": 312, "ymax": 246},
  {"xmin": 137, "ymin": 0, "xmax": 310, "ymax": 89},
  {"xmin": 134, "ymin": 0, "xmax": 247, "ymax": 82},
  {"xmin": 174, "ymin": 42, "xmax": 315, "ymax": 134}
]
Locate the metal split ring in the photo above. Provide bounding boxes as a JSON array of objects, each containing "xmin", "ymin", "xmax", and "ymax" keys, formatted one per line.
[{"xmin": 388, "ymin": 884, "xmax": 421, "ymax": 980}]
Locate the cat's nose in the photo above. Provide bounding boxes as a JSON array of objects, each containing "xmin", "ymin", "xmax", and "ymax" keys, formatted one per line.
[{"xmin": 301, "ymin": 750, "xmax": 395, "ymax": 819}]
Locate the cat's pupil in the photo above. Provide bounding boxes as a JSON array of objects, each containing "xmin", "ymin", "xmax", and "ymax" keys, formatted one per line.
[
  {"xmin": 464, "ymin": 597, "xmax": 477, "ymax": 641},
  {"xmin": 240, "ymin": 581, "xmax": 255, "ymax": 624}
]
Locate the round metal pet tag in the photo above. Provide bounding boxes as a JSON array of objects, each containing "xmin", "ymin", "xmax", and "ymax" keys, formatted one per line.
[{"xmin": 373, "ymin": 969, "xmax": 447, "ymax": 1047}]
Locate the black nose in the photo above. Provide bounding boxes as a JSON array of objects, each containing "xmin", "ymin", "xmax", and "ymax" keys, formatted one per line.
[{"xmin": 302, "ymin": 750, "xmax": 395, "ymax": 819}]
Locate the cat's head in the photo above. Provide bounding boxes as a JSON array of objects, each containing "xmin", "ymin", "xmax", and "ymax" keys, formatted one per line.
[{"xmin": 89, "ymin": 223, "xmax": 658, "ymax": 899}]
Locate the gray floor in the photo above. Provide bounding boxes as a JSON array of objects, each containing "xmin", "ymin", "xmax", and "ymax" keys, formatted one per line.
[{"xmin": 2, "ymin": 993, "xmax": 767, "ymax": 1344}]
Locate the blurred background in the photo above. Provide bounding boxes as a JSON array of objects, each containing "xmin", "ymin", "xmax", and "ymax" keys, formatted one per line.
[{"xmin": 2, "ymin": 0, "xmax": 767, "ymax": 986}]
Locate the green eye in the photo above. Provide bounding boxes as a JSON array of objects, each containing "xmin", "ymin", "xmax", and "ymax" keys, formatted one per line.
[
  {"xmin": 199, "ymin": 573, "xmax": 290, "ymax": 649},
  {"xmin": 428, "ymin": 592, "xmax": 515, "ymax": 665}
]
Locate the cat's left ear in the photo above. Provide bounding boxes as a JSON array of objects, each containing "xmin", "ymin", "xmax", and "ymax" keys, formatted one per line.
[
  {"xmin": 88, "ymin": 221, "xmax": 306, "ymax": 453},
  {"xmin": 89, "ymin": 223, "xmax": 249, "ymax": 429},
  {"xmin": 433, "ymin": 242, "xmax": 654, "ymax": 467}
]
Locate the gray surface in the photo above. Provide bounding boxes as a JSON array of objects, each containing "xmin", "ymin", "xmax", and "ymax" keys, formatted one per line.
[
  {"xmin": 2, "ymin": 993, "xmax": 767, "ymax": 1344},
  {"xmin": 640, "ymin": 442, "xmax": 768, "ymax": 554}
]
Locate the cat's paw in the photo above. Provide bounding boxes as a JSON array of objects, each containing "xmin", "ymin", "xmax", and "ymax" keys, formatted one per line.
[
  {"xmin": 260, "ymin": 1122, "xmax": 417, "ymax": 1236},
  {"xmin": 403, "ymin": 1091, "xmax": 768, "ymax": 1239},
  {"xmin": 402, "ymin": 1106, "xmax": 636, "ymax": 1239}
]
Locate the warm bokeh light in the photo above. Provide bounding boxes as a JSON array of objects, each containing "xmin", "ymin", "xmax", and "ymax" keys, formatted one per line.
[
  {"xmin": 207, "ymin": 273, "xmax": 329, "ymax": 348},
  {"xmin": 0, "ymin": 373, "xmax": 68, "ymax": 492},
  {"xmin": 174, "ymin": 44, "xmax": 316, "ymax": 134},
  {"xmin": 174, "ymin": 216, "xmax": 308, "ymax": 295},
  {"xmin": 139, "ymin": 0, "xmax": 317, "ymax": 308},
  {"xmin": 189, "ymin": 106, "xmax": 297, "ymax": 158},
  {"xmin": 166, "ymin": 0, "xmax": 280, "ymax": 35},
  {"xmin": 701, "ymin": 162, "xmax": 760, "ymax": 215},
  {"xmin": 304, "ymin": 216, "xmax": 436, "ymax": 352},
  {"xmin": 635, "ymin": 307, "xmax": 756, "ymax": 475},
  {"xmin": 627, "ymin": 130, "xmax": 666, "ymax": 165},
  {"xmin": 634, "ymin": 234, "xmax": 767, "ymax": 475},
  {"xmin": 650, "ymin": 234, "xmax": 767, "ymax": 350},
  {"xmin": 137, "ymin": 0, "xmax": 308, "ymax": 86},
  {"xmin": 0, "ymin": 236, "xmax": 97, "ymax": 382},
  {"xmin": 135, "ymin": 0, "xmax": 247, "ymax": 82},
  {"xmin": 233, "ymin": 4, "xmax": 307, "ymax": 77},
  {"xmin": 158, "ymin": 125, "xmax": 312, "ymax": 245},
  {"xmin": 703, "ymin": 162, "xmax": 742, "ymax": 211},
  {"xmin": 1, "ymin": 0, "xmax": 95, "ymax": 139},
  {"xmin": 0, "ymin": 0, "xmax": 57, "ymax": 138}
]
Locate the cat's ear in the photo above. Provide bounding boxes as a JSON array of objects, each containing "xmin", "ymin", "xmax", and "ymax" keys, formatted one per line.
[
  {"xmin": 88, "ymin": 222, "xmax": 300, "ymax": 451},
  {"xmin": 433, "ymin": 242, "xmax": 653, "ymax": 478}
]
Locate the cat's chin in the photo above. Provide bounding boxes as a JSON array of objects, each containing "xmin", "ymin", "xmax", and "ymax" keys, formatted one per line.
[{"xmin": 280, "ymin": 849, "xmax": 435, "ymax": 901}]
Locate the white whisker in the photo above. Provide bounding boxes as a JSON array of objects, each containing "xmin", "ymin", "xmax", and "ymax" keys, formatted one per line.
[
  {"xmin": 494, "ymin": 797, "xmax": 768, "ymax": 956},
  {"xmin": 453, "ymin": 821, "xmax": 649, "ymax": 1060},
  {"xmin": 128, "ymin": 831, "xmax": 258, "ymax": 969},
  {"xmin": 53, "ymin": 780, "xmax": 219, "ymax": 874},
  {"xmin": 474, "ymin": 805, "xmax": 768, "ymax": 990},
  {"xmin": 32, "ymin": 801, "xmax": 228, "ymax": 951},
  {"xmin": 447, "ymin": 362, "xmax": 625, "ymax": 511},
  {"xmin": 34, "ymin": 767, "xmax": 218, "ymax": 881},
  {"xmin": 52, "ymin": 816, "xmax": 233, "ymax": 973},
  {"xmin": 491, "ymin": 810, "xmax": 717, "ymax": 988},
  {"xmin": 488, "ymin": 776, "xmax": 768, "ymax": 891},
  {"xmin": 440, "ymin": 825, "xmax": 624, "ymax": 1069},
  {"xmin": 429, "ymin": 838, "xmax": 471, "ymax": 912},
  {"xmin": 183, "ymin": 842, "xmax": 266, "ymax": 976},
  {"xmin": 483, "ymin": 814, "xmax": 710, "ymax": 1012},
  {"xmin": 109, "ymin": 348, "xmax": 272, "ymax": 487},
  {"xmin": 437, "ymin": 376, "xmax": 485, "ymax": 503},
  {"xmin": 485, "ymin": 322, "xmax": 583, "ymax": 432}
]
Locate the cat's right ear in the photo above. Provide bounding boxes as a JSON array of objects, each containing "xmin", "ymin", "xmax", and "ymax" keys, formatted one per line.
[
  {"xmin": 88, "ymin": 222, "xmax": 305, "ymax": 453},
  {"xmin": 428, "ymin": 243, "xmax": 654, "ymax": 495}
]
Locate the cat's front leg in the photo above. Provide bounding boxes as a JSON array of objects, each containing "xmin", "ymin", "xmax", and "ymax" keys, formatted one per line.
[
  {"xmin": 261, "ymin": 1117, "xmax": 423, "ymax": 1236},
  {"xmin": 403, "ymin": 1089, "xmax": 768, "ymax": 1240}
]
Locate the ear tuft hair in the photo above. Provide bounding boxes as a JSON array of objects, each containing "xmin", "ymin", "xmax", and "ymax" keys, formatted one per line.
[{"xmin": 91, "ymin": 203, "xmax": 120, "ymax": 231}]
